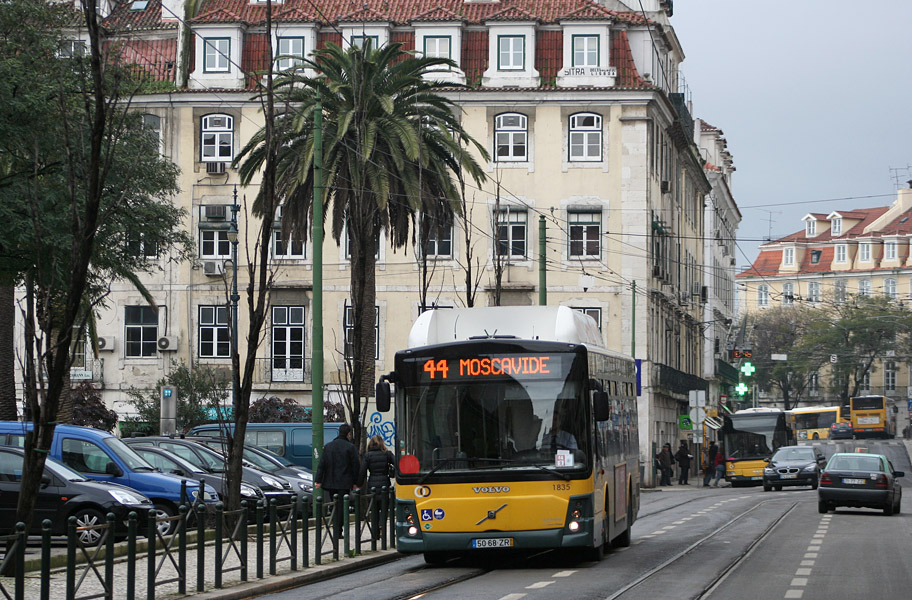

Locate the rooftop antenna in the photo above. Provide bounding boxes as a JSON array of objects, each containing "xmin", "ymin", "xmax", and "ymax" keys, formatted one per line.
[
  {"xmin": 889, "ymin": 165, "xmax": 912, "ymax": 190},
  {"xmin": 757, "ymin": 209, "xmax": 782, "ymax": 242}
]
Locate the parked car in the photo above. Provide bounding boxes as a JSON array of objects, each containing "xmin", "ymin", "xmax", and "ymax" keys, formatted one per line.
[
  {"xmin": 0, "ymin": 422, "xmax": 218, "ymax": 536},
  {"xmin": 187, "ymin": 423, "xmax": 344, "ymax": 469},
  {"xmin": 829, "ymin": 422, "xmax": 854, "ymax": 440},
  {"xmin": 0, "ymin": 446, "xmax": 153, "ymax": 545},
  {"xmin": 123, "ymin": 437, "xmax": 295, "ymax": 507},
  {"xmin": 818, "ymin": 452, "xmax": 903, "ymax": 515},
  {"xmin": 129, "ymin": 445, "xmax": 266, "ymax": 517},
  {"xmin": 188, "ymin": 436, "xmax": 313, "ymax": 496},
  {"xmin": 763, "ymin": 445, "xmax": 826, "ymax": 491}
]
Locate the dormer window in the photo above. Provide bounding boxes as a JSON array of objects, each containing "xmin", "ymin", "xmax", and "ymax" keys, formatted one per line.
[
  {"xmin": 275, "ymin": 37, "xmax": 305, "ymax": 71},
  {"xmin": 483, "ymin": 22, "xmax": 539, "ymax": 87},
  {"xmin": 885, "ymin": 241, "xmax": 897, "ymax": 260},
  {"xmin": 557, "ymin": 23, "xmax": 614, "ymax": 88},
  {"xmin": 573, "ymin": 35, "xmax": 599, "ymax": 67},
  {"xmin": 498, "ymin": 35, "xmax": 525, "ymax": 70},
  {"xmin": 811, "ymin": 250, "xmax": 822, "ymax": 264},
  {"xmin": 860, "ymin": 243, "xmax": 871, "ymax": 262},
  {"xmin": 203, "ymin": 38, "xmax": 230, "ymax": 73},
  {"xmin": 832, "ymin": 217, "xmax": 842, "ymax": 235},
  {"xmin": 424, "ymin": 36, "xmax": 451, "ymax": 61},
  {"xmin": 191, "ymin": 25, "xmax": 245, "ymax": 89},
  {"xmin": 351, "ymin": 35, "xmax": 379, "ymax": 50},
  {"xmin": 783, "ymin": 247, "xmax": 795, "ymax": 266},
  {"xmin": 806, "ymin": 220, "xmax": 816, "ymax": 236},
  {"xmin": 835, "ymin": 244, "xmax": 847, "ymax": 263}
]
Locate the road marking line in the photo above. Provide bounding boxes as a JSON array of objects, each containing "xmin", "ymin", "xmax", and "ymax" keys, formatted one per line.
[
  {"xmin": 526, "ymin": 581, "xmax": 554, "ymax": 589},
  {"xmin": 673, "ymin": 520, "xmax": 686, "ymax": 524},
  {"xmin": 500, "ymin": 595, "xmax": 527, "ymax": 600},
  {"xmin": 807, "ymin": 546, "xmax": 820, "ymax": 552},
  {"xmin": 652, "ymin": 530, "xmax": 667, "ymax": 535},
  {"xmin": 662, "ymin": 526, "xmax": 676, "ymax": 530},
  {"xmin": 804, "ymin": 553, "xmax": 817, "ymax": 559},
  {"xmin": 784, "ymin": 590, "xmax": 804, "ymax": 598},
  {"xmin": 632, "ymin": 540, "xmax": 644, "ymax": 545},
  {"xmin": 801, "ymin": 560, "xmax": 814, "ymax": 566},
  {"xmin": 552, "ymin": 571, "xmax": 576, "ymax": 577},
  {"xmin": 795, "ymin": 568, "xmax": 812, "ymax": 576},
  {"xmin": 790, "ymin": 578, "xmax": 808, "ymax": 586},
  {"xmin": 640, "ymin": 535, "xmax": 654, "ymax": 539},
  {"xmin": 681, "ymin": 517, "xmax": 693, "ymax": 521}
]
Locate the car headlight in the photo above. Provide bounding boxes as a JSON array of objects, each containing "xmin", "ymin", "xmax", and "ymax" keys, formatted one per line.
[
  {"xmin": 261, "ymin": 475, "xmax": 285, "ymax": 490},
  {"xmin": 764, "ymin": 468, "xmax": 775, "ymax": 474},
  {"xmin": 297, "ymin": 481, "xmax": 313, "ymax": 493},
  {"xmin": 191, "ymin": 488, "xmax": 219, "ymax": 502},
  {"xmin": 802, "ymin": 465, "xmax": 817, "ymax": 472},
  {"xmin": 109, "ymin": 489, "xmax": 148, "ymax": 505},
  {"xmin": 240, "ymin": 483, "xmax": 258, "ymax": 498}
]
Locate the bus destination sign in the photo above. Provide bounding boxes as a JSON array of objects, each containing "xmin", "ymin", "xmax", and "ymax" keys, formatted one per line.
[{"xmin": 418, "ymin": 354, "xmax": 566, "ymax": 382}]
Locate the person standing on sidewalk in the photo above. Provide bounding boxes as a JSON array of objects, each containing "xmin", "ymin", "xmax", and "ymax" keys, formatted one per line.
[
  {"xmin": 359, "ymin": 434, "xmax": 396, "ymax": 540},
  {"xmin": 703, "ymin": 441, "xmax": 719, "ymax": 487},
  {"xmin": 657, "ymin": 443, "xmax": 673, "ymax": 486},
  {"xmin": 675, "ymin": 440, "xmax": 692, "ymax": 485},
  {"xmin": 315, "ymin": 423, "xmax": 361, "ymax": 539},
  {"xmin": 711, "ymin": 444, "xmax": 726, "ymax": 487}
]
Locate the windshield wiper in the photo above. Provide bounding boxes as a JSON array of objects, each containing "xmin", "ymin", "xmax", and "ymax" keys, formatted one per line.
[
  {"xmin": 420, "ymin": 457, "xmax": 571, "ymax": 482},
  {"xmin": 419, "ymin": 457, "xmax": 466, "ymax": 484}
]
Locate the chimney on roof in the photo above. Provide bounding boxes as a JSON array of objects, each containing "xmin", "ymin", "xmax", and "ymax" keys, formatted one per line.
[
  {"xmin": 907, "ymin": 179, "xmax": 912, "ymax": 189},
  {"xmin": 161, "ymin": 0, "xmax": 182, "ymax": 22}
]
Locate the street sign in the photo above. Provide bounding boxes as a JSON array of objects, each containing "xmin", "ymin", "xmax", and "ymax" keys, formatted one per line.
[
  {"xmin": 830, "ymin": 354, "xmax": 838, "ymax": 363},
  {"xmin": 679, "ymin": 415, "xmax": 693, "ymax": 430},
  {"xmin": 771, "ymin": 353, "xmax": 788, "ymax": 361},
  {"xmin": 705, "ymin": 408, "xmax": 718, "ymax": 418}
]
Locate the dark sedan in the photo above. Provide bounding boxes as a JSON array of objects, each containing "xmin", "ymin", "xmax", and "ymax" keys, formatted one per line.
[
  {"xmin": 188, "ymin": 436, "xmax": 313, "ymax": 496},
  {"xmin": 0, "ymin": 446, "xmax": 153, "ymax": 545},
  {"xmin": 818, "ymin": 452, "xmax": 903, "ymax": 515},
  {"xmin": 829, "ymin": 422, "xmax": 854, "ymax": 440},
  {"xmin": 763, "ymin": 445, "xmax": 826, "ymax": 491}
]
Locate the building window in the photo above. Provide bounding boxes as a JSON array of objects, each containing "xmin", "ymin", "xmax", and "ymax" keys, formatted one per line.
[
  {"xmin": 272, "ymin": 230, "xmax": 306, "ymax": 259},
  {"xmin": 127, "ymin": 232, "xmax": 158, "ymax": 259},
  {"xmin": 351, "ymin": 35, "xmax": 379, "ymax": 50},
  {"xmin": 200, "ymin": 230, "xmax": 231, "ymax": 259},
  {"xmin": 423, "ymin": 222, "xmax": 453, "ymax": 258},
  {"xmin": 862, "ymin": 371, "xmax": 871, "ymax": 391},
  {"xmin": 59, "ymin": 40, "xmax": 87, "ymax": 59},
  {"xmin": 808, "ymin": 281, "xmax": 820, "ymax": 303},
  {"xmin": 572, "ymin": 307, "xmax": 601, "ymax": 330},
  {"xmin": 572, "ymin": 35, "xmax": 599, "ymax": 67},
  {"xmin": 757, "ymin": 285, "xmax": 769, "ymax": 307},
  {"xmin": 125, "ymin": 306, "xmax": 158, "ymax": 358},
  {"xmin": 860, "ymin": 243, "xmax": 871, "ymax": 262},
  {"xmin": 885, "ymin": 361, "xmax": 896, "ymax": 392},
  {"xmin": 835, "ymin": 244, "xmax": 847, "ymax": 263},
  {"xmin": 495, "ymin": 209, "xmax": 528, "ymax": 258},
  {"xmin": 142, "ymin": 114, "xmax": 162, "ymax": 153},
  {"xmin": 71, "ymin": 329, "xmax": 88, "ymax": 371},
  {"xmin": 859, "ymin": 279, "xmax": 871, "ymax": 296},
  {"xmin": 783, "ymin": 247, "xmax": 795, "ymax": 266},
  {"xmin": 808, "ymin": 373, "xmax": 819, "ymax": 393},
  {"xmin": 497, "ymin": 35, "xmax": 524, "ymax": 70},
  {"xmin": 272, "ymin": 306, "xmax": 305, "ymax": 382},
  {"xmin": 568, "ymin": 113, "xmax": 602, "ymax": 162},
  {"xmin": 885, "ymin": 278, "xmax": 897, "ymax": 299},
  {"xmin": 782, "ymin": 283, "xmax": 795, "ymax": 305},
  {"xmin": 344, "ymin": 305, "xmax": 379, "ymax": 360},
  {"xmin": 343, "ymin": 223, "xmax": 380, "ymax": 260},
  {"xmin": 494, "ymin": 113, "xmax": 527, "ymax": 162},
  {"xmin": 835, "ymin": 279, "xmax": 847, "ymax": 303},
  {"xmin": 200, "ymin": 114, "xmax": 233, "ymax": 162},
  {"xmin": 810, "ymin": 250, "xmax": 821, "ymax": 264},
  {"xmin": 276, "ymin": 37, "xmax": 305, "ymax": 71},
  {"xmin": 832, "ymin": 217, "xmax": 842, "ymax": 234},
  {"xmin": 568, "ymin": 211, "xmax": 600, "ymax": 258},
  {"xmin": 198, "ymin": 305, "xmax": 230, "ymax": 358},
  {"xmin": 423, "ymin": 36, "xmax": 451, "ymax": 60},
  {"xmin": 203, "ymin": 38, "xmax": 230, "ymax": 73},
  {"xmin": 806, "ymin": 220, "xmax": 816, "ymax": 236},
  {"xmin": 885, "ymin": 241, "xmax": 897, "ymax": 260}
]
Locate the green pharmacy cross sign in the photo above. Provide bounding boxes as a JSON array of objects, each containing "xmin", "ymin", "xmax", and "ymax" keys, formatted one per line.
[
  {"xmin": 735, "ymin": 382, "xmax": 749, "ymax": 396},
  {"xmin": 740, "ymin": 362, "xmax": 756, "ymax": 377}
]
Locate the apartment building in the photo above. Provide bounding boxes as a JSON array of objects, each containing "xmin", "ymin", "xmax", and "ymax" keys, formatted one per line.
[{"xmin": 27, "ymin": 0, "xmax": 734, "ymax": 482}]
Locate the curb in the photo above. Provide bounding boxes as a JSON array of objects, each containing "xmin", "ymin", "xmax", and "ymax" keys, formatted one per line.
[{"xmin": 184, "ymin": 550, "xmax": 404, "ymax": 599}]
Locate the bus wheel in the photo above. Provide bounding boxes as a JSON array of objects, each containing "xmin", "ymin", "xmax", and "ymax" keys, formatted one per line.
[
  {"xmin": 812, "ymin": 433, "xmax": 820, "ymax": 440},
  {"xmin": 612, "ymin": 496, "xmax": 633, "ymax": 548},
  {"xmin": 580, "ymin": 542, "xmax": 604, "ymax": 563},
  {"xmin": 423, "ymin": 552, "xmax": 450, "ymax": 565}
]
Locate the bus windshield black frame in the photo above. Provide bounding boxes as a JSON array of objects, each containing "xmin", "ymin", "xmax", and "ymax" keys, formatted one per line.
[
  {"xmin": 395, "ymin": 341, "xmax": 592, "ymax": 483},
  {"xmin": 722, "ymin": 413, "xmax": 789, "ymax": 460}
]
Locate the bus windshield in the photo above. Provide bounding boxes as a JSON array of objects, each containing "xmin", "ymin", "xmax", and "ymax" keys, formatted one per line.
[
  {"xmin": 399, "ymin": 350, "xmax": 589, "ymax": 475},
  {"xmin": 723, "ymin": 414, "xmax": 786, "ymax": 460},
  {"xmin": 852, "ymin": 396, "xmax": 884, "ymax": 411}
]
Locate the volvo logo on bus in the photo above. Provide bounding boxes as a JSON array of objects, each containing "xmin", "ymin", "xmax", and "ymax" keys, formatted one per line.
[
  {"xmin": 472, "ymin": 486, "xmax": 510, "ymax": 494},
  {"xmin": 414, "ymin": 486, "xmax": 432, "ymax": 498}
]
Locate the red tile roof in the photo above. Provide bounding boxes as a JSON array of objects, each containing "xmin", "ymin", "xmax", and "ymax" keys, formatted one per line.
[
  {"xmin": 737, "ymin": 250, "xmax": 782, "ymax": 278},
  {"xmin": 411, "ymin": 7, "xmax": 467, "ymax": 23},
  {"xmin": 104, "ymin": 0, "xmax": 177, "ymax": 30},
  {"xmin": 798, "ymin": 246, "xmax": 834, "ymax": 273},
  {"xmin": 486, "ymin": 6, "xmax": 540, "ymax": 22}
]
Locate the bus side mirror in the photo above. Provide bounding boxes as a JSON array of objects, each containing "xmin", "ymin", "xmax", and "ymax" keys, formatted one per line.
[
  {"xmin": 376, "ymin": 376, "xmax": 391, "ymax": 412},
  {"xmin": 593, "ymin": 391, "xmax": 610, "ymax": 421}
]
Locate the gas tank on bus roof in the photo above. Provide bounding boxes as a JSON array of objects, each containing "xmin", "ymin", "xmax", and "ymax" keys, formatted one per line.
[{"xmin": 407, "ymin": 306, "xmax": 604, "ymax": 349}]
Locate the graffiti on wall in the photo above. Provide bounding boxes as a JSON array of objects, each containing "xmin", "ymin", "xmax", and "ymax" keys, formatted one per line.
[{"xmin": 367, "ymin": 411, "xmax": 396, "ymax": 447}]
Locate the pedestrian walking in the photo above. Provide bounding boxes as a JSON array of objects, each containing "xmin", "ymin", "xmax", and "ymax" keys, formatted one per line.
[
  {"xmin": 711, "ymin": 444, "xmax": 726, "ymax": 487},
  {"xmin": 657, "ymin": 443, "xmax": 673, "ymax": 486},
  {"xmin": 675, "ymin": 440, "xmax": 692, "ymax": 485},
  {"xmin": 703, "ymin": 441, "xmax": 719, "ymax": 487},
  {"xmin": 315, "ymin": 423, "xmax": 361, "ymax": 539},
  {"xmin": 358, "ymin": 434, "xmax": 396, "ymax": 539}
]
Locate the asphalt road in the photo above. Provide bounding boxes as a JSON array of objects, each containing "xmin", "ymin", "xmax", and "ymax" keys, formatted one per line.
[{"xmin": 254, "ymin": 438, "xmax": 911, "ymax": 600}]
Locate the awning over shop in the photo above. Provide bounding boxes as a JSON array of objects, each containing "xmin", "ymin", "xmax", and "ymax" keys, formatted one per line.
[{"xmin": 704, "ymin": 416, "xmax": 722, "ymax": 430}]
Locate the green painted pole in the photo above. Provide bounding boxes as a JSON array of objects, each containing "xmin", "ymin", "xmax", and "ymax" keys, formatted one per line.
[
  {"xmin": 631, "ymin": 281, "xmax": 636, "ymax": 358},
  {"xmin": 312, "ymin": 87, "xmax": 325, "ymax": 493},
  {"xmin": 539, "ymin": 215, "xmax": 547, "ymax": 305}
]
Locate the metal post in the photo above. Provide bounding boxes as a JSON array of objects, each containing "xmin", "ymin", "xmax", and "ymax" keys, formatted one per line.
[
  {"xmin": 147, "ymin": 511, "xmax": 156, "ymax": 600},
  {"xmin": 353, "ymin": 488, "xmax": 361, "ymax": 553},
  {"xmin": 105, "ymin": 513, "xmax": 115, "ymax": 600},
  {"xmin": 178, "ymin": 505, "xmax": 187, "ymax": 594},
  {"xmin": 370, "ymin": 488, "xmax": 378, "ymax": 552},
  {"xmin": 302, "ymin": 496, "xmax": 310, "ymax": 568},
  {"xmin": 388, "ymin": 486, "xmax": 396, "ymax": 549},
  {"xmin": 40, "ymin": 520, "xmax": 51, "ymax": 600},
  {"xmin": 215, "ymin": 503, "xmax": 223, "ymax": 589},
  {"xmin": 66, "ymin": 517, "xmax": 76, "ymax": 600},
  {"xmin": 269, "ymin": 499, "xmax": 277, "ymax": 575},
  {"xmin": 343, "ymin": 494, "xmax": 350, "ymax": 557},
  {"xmin": 314, "ymin": 495, "xmax": 322, "ymax": 566},
  {"xmin": 240, "ymin": 501, "xmax": 248, "ymax": 581},
  {"xmin": 539, "ymin": 215, "xmax": 547, "ymax": 305},
  {"xmin": 229, "ymin": 185, "xmax": 240, "ymax": 415},
  {"xmin": 290, "ymin": 495, "xmax": 298, "ymax": 570},
  {"xmin": 126, "ymin": 512, "xmax": 136, "ymax": 600},
  {"xmin": 312, "ymin": 87, "xmax": 325, "ymax": 486},
  {"xmin": 256, "ymin": 500, "xmax": 264, "ymax": 579},
  {"xmin": 14, "ymin": 523, "xmax": 24, "ymax": 600},
  {"xmin": 196, "ymin": 504, "xmax": 205, "ymax": 592}
]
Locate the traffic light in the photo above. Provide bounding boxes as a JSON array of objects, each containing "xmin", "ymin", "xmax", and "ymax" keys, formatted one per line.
[{"xmin": 735, "ymin": 382, "xmax": 749, "ymax": 396}]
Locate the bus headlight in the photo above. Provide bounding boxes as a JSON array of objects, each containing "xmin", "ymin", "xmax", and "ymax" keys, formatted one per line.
[
  {"xmin": 408, "ymin": 525, "xmax": 419, "ymax": 536},
  {"xmin": 568, "ymin": 521, "xmax": 580, "ymax": 532}
]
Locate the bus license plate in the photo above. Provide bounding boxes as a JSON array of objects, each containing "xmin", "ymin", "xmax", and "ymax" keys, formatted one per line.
[
  {"xmin": 472, "ymin": 538, "xmax": 513, "ymax": 549},
  {"xmin": 843, "ymin": 478, "xmax": 865, "ymax": 485}
]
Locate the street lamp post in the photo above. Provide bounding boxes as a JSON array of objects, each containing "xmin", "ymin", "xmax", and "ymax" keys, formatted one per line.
[{"xmin": 227, "ymin": 185, "xmax": 240, "ymax": 415}]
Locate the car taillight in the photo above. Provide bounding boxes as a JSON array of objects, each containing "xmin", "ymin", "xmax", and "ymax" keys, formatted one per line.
[
  {"xmin": 874, "ymin": 475, "xmax": 888, "ymax": 488},
  {"xmin": 819, "ymin": 473, "xmax": 834, "ymax": 486}
]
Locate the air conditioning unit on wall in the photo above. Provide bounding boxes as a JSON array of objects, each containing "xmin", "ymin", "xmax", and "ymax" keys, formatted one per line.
[
  {"xmin": 206, "ymin": 162, "xmax": 227, "ymax": 175},
  {"xmin": 97, "ymin": 336, "xmax": 115, "ymax": 351},
  {"xmin": 204, "ymin": 204, "xmax": 227, "ymax": 220},
  {"xmin": 203, "ymin": 260, "xmax": 225, "ymax": 276},
  {"xmin": 157, "ymin": 336, "xmax": 179, "ymax": 352}
]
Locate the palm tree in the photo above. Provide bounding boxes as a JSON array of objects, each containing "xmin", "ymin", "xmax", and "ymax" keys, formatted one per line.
[{"xmin": 238, "ymin": 41, "xmax": 488, "ymax": 444}]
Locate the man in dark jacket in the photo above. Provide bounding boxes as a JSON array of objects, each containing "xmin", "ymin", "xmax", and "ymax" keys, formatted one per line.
[{"xmin": 315, "ymin": 424, "xmax": 360, "ymax": 538}]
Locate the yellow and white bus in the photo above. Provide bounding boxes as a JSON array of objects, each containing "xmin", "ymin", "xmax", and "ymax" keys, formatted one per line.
[
  {"xmin": 788, "ymin": 405, "xmax": 841, "ymax": 440},
  {"xmin": 376, "ymin": 306, "xmax": 640, "ymax": 564},
  {"xmin": 850, "ymin": 395, "xmax": 895, "ymax": 439},
  {"xmin": 723, "ymin": 408, "xmax": 792, "ymax": 485}
]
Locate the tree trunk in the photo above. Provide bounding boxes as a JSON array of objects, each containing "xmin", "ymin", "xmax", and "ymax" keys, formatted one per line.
[
  {"xmin": 347, "ymin": 203, "xmax": 377, "ymax": 449},
  {"xmin": 0, "ymin": 285, "xmax": 17, "ymax": 419}
]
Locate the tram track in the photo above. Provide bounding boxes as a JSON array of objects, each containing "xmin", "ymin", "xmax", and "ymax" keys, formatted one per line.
[{"xmin": 604, "ymin": 498, "xmax": 800, "ymax": 600}]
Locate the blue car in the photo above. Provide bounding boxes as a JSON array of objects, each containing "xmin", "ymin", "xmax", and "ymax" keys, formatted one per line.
[{"xmin": 0, "ymin": 422, "xmax": 218, "ymax": 535}]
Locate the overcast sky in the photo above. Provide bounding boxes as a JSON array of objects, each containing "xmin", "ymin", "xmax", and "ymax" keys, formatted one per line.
[{"xmin": 670, "ymin": 1, "xmax": 912, "ymax": 267}]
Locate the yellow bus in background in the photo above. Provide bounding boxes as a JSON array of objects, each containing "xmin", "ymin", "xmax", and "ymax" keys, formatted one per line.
[
  {"xmin": 788, "ymin": 406, "xmax": 841, "ymax": 440},
  {"xmin": 722, "ymin": 408, "xmax": 792, "ymax": 486},
  {"xmin": 850, "ymin": 395, "xmax": 895, "ymax": 439}
]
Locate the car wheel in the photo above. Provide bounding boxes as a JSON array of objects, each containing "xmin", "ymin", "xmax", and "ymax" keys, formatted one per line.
[
  {"xmin": 811, "ymin": 479, "xmax": 819, "ymax": 490},
  {"xmin": 894, "ymin": 499, "xmax": 901, "ymax": 515},
  {"xmin": 774, "ymin": 486, "xmax": 782, "ymax": 491},
  {"xmin": 817, "ymin": 500, "xmax": 828, "ymax": 514},
  {"xmin": 153, "ymin": 503, "xmax": 177, "ymax": 536},
  {"xmin": 763, "ymin": 483, "xmax": 771, "ymax": 492},
  {"xmin": 73, "ymin": 507, "xmax": 106, "ymax": 546},
  {"xmin": 883, "ymin": 501, "xmax": 894, "ymax": 516}
]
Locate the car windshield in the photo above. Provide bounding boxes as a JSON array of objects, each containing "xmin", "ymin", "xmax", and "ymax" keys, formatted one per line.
[
  {"xmin": 45, "ymin": 457, "xmax": 90, "ymax": 482},
  {"xmin": 104, "ymin": 437, "xmax": 156, "ymax": 471},
  {"xmin": 772, "ymin": 447, "xmax": 815, "ymax": 461},
  {"xmin": 827, "ymin": 455, "xmax": 884, "ymax": 472},
  {"xmin": 241, "ymin": 448, "xmax": 280, "ymax": 471},
  {"xmin": 137, "ymin": 449, "xmax": 206, "ymax": 474},
  {"xmin": 252, "ymin": 446, "xmax": 294, "ymax": 467}
]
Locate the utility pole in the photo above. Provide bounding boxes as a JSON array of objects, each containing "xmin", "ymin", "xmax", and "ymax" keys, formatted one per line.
[
  {"xmin": 311, "ymin": 89, "xmax": 324, "ymax": 496},
  {"xmin": 538, "ymin": 216, "xmax": 546, "ymax": 305}
]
